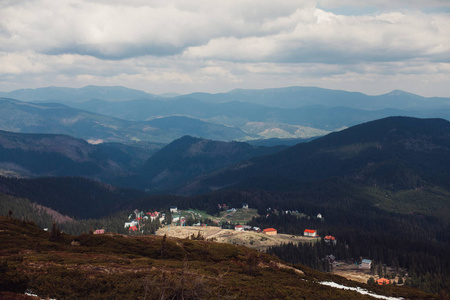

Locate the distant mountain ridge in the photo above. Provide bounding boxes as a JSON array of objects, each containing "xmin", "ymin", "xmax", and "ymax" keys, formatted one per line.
[
  {"xmin": 0, "ymin": 97, "xmax": 252, "ymax": 143},
  {"xmin": 183, "ymin": 86, "xmax": 450, "ymax": 109},
  {"xmin": 0, "ymin": 85, "xmax": 155, "ymax": 102},
  {"xmin": 2, "ymin": 85, "xmax": 450, "ymax": 144}
]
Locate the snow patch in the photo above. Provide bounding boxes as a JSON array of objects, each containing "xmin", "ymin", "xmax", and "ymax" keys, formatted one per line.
[{"xmin": 320, "ymin": 281, "xmax": 403, "ymax": 300}]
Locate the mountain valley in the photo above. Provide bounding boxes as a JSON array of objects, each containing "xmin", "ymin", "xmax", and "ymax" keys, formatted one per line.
[{"xmin": 0, "ymin": 86, "xmax": 449, "ymax": 297}]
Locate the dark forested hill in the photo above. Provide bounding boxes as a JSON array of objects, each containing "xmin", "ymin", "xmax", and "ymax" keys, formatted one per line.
[
  {"xmin": 0, "ymin": 176, "xmax": 151, "ymax": 219},
  {"xmin": 186, "ymin": 117, "xmax": 450, "ymax": 194},
  {"xmin": 0, "ymin": 130, "xmax": 160, "ymax": 179},
  {"xmin": 119, "ymin": 136, "xmax": 286, "ymax": 192}
]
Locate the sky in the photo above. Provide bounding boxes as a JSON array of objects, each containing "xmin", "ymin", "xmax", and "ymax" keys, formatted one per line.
[{"xmin": 1, "ymin": 0, "xmax": 450, "ymax": 97}]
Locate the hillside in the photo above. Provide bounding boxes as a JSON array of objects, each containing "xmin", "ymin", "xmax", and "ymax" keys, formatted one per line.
[
  {"xmin": 128, "ymin": 136, "xmax": 286, "ymax": 192},
  {"xmin": 188, "ymin": 117, "xmax": 450, "ymax": 195},
  {"xmin": 0, "ymin": 217, "xmax": 434, "ymax": 299},
  {"xmin": 156, "ymin": 226, "xmax": 319, "ymax": 251},
  {"xmin": 0, "ymin": 130, "xmax": 160, "ymax": 179},
  {"xmin": 0, "ymin": 176, "xmax": 150, "ymax": 219}
]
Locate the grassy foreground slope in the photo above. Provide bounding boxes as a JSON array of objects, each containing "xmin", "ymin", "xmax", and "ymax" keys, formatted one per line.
[{"xmin": 0, "ymin": 217, "xmax": 434, "ymax": 299}]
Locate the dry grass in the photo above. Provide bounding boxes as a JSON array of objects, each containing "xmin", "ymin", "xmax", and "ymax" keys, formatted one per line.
[{"xmin": 157, "ymin": 226, "xmax": 319, "ymax": 251}]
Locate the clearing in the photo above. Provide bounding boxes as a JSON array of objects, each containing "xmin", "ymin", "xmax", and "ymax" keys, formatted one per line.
[{"xmin": 156, "ymin": 226, "xmax": 319, "ymax": 251}]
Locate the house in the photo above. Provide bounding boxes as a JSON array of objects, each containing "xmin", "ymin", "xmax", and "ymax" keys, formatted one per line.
[
  {"xmin": 146, "ymin": 211, "xmax": 160, "ymax": 221},
  {"xmin": 360, "ymin": 259, "xmax": 372, "ymax": 269},
  {"xmin": 263, "ymin": 228, "xmax": 277, "ymax": 235},
  {"xmin": 124, "ymin": 220, "xmax": 138, "ymax": 228},
  {"xmin": 170, "ymin": 206, "xmax": 177, "ymax": 213},
  {"xmin": 242, "ymin": 203, "xmax": 248, "ymax": 209},
  {"xmin": 129, "ymin": 226, "xmax": 138, "ymax": 232},
  {"xmin": 94, "ymin": 229, "xmax": 105, "ymax": 235},
  {"xmin": 252, "ymin": 226, "xmax": 261, "ymax": 232},
  {"xmin": 242, "ymin": 225, "xmax": 252, "ymax": 231},
  {"xmin": 235, "ymin": 225, "xmax": 244, "ymax": 231},
  {"xmin": 317, "ymin": 213, "xmax": 322, "ymax": 219},
  {"xmin": 172, "ymin": 217, "xmax": 180, "ymax": 223},
  {"xmin": 227, "ymin": 208, "xmax": 236, "ymax": 213},
  {"xmin": 377, "ymin": 278, "xmax": 390, "ymax": 285},
  {"xmin": 324, "ymin": 235, "xmax": 337, "ymax": 245},
  {"xmin": 304, "ymin": 229, "xmax": 317, "ymax": 237}
]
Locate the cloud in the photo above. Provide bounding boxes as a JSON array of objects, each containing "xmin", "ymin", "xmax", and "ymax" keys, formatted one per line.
[
  {"xmin": 0, "ymin": 0, "xmax": 449, "ymax": 97},
  {"xmin": 185, "ymin": 8, "xmax": 450, "ymax": 64},
  {"xmin": 1, "ymin": 1, "xmax": 448, "ymax": 62}
]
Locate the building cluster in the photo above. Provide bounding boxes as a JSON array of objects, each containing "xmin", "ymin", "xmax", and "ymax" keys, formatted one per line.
[{"xmin": 124, "ymin": 209, "xmax": 165, "ymax": 232}]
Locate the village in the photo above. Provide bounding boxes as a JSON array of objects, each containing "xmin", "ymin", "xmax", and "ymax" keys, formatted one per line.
[{"xmin": 90, "ymin": 203, "xmax": 401, "ymax": 287}]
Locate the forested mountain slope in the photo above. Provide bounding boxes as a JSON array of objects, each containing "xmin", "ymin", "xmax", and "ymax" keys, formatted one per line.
[
  {"xmin": 0, "ymin": 130, "xmax": 159, "ymax": 179},
  {"xmin": 0, "ymin": 176, "xmax": 150, "ymax": 219},
  {"xmin": 192, "ymin": 117, "xmax": 450, "ymax": 193},
  {"xmin": 119, "ymin": 136, "xmax": 286, "ymax": 192}
]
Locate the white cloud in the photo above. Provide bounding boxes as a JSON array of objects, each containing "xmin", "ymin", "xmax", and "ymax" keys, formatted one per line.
[{"xmin": 0, "ymin": 0, "xmax": 449, "ymax": 97}]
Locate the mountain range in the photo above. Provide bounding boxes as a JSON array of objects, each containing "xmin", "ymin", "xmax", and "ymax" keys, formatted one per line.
[
  {"xmin": 0, "ymin": 130, "xmax": 286, "ymax": 193},
  {"xmin": 1, "ymin": 85, "xmax": 449, "ymax": 296},
  {"xmin": 1, "ymin": 116, "xmax": 450, "ymax": 222},
  {"xmin": 3, "ymin": 85, "xmax": 450, "ymax": 144},
  {"xmin": 0, "ymin": 97, "xmax": 253, "ymax": 143}
]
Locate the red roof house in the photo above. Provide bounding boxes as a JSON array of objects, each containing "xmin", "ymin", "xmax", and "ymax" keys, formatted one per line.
[
  {"xmin": 129, "ymin": 226, "xmax": 138, "ymax": 232},
  {"xmin": 304, "ymin": 229, "xmax": 317, "ymax": 237},
  {"xmin": 235, "ymin": 225, "xmax": 244, "ymax": 231},
  {"xmin": 263, "ymin": 228, "xmax": 277, "ymax": 235},
  {"xmin": 324, "ymin": 235, "xmax": 336, "ymax": 244}
]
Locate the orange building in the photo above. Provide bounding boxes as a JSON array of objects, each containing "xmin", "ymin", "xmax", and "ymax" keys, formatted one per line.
[
  {"xmin": 263, "ymin": 228, "xmax": 277, "ymax": 235},
  {"xmin": 377, "ymin": 278, "xmax": 390, "ymax": 285}
]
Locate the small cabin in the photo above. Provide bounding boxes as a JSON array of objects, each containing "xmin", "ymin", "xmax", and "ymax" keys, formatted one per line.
[
  {"xmin": 235, "ymin": 225, "xmax": 244, "ymax": 231},
  {"xmin": 304, "ymin": 229, "xmax": 317, "ymax": 237},
  {"xmin": 360, "ymin": 259, "xmax": 372, "ymax": 269},
  {"xmin": 263, "ymin": 228, "xmax": 277, "ymax": 235}
]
